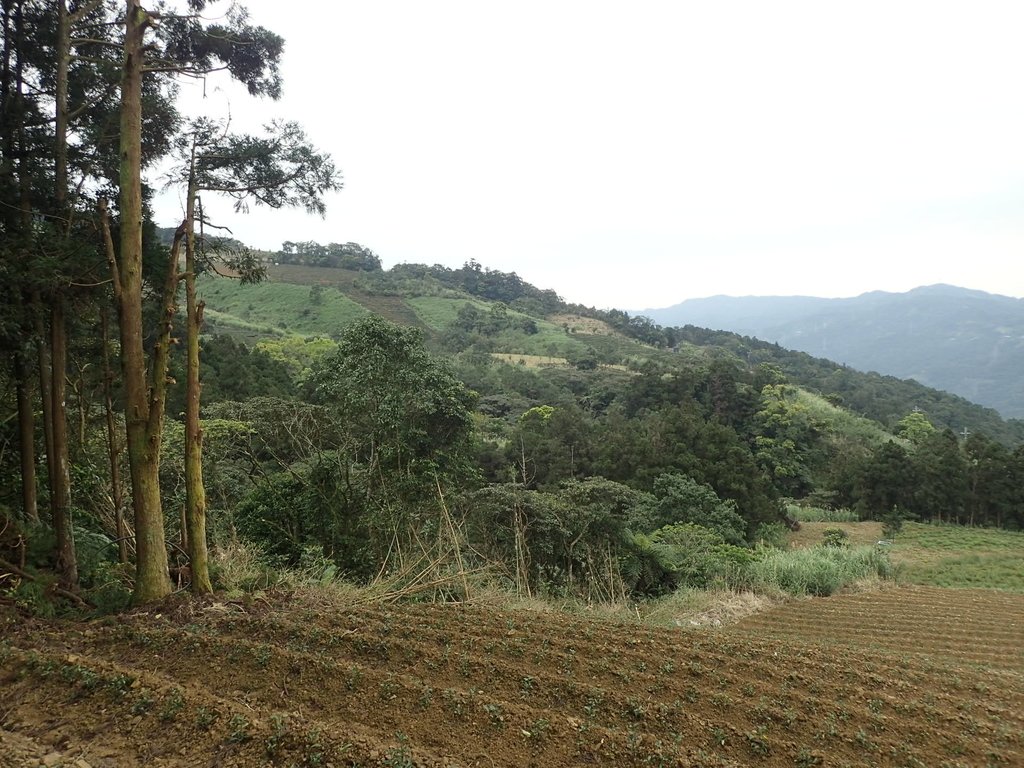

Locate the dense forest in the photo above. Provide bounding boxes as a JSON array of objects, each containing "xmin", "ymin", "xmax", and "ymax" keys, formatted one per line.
[{"xmin": 1, "ymin": 1, "xmax": 1023, "ymax": 614}]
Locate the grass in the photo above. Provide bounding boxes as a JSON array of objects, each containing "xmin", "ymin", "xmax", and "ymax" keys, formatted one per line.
[
  {"xmin": 200, "ymin": 274, "xmax": 367, "ymax": 338},
  {"xmin": 407, "ymin": 297, "xmax": 590, "ymax": 357},
  {"xmin": 490, "ymin": 353, "xmax": 568, "ymax": 368},
  {"xmin": 406, "ymin": 296, "xmax": 490, "ymax": 330},
  {"xmin": 787, "ymin": 504, "xmax": 859, "ymax": 523},
  {"xmin": 792, "ymin": 389, "xmax": 900, "ymax": 446},
  {"xmin": 892, "ymin": 522, "xmax": 1024, "ymax": 592},
  {"xmin": 740, "ymin": 545, "xmax": 895, "ymax": 597}
]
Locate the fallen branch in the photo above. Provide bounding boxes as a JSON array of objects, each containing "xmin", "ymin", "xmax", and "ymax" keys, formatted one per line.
[{"xmin": 0, "ymin": 557, "xmax": 91, "ymax": 608}]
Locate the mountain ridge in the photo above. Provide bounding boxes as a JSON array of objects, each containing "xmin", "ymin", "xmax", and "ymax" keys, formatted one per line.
[{"xmin": 638, "ymin": 284, "xmax": 1024, "ymax": 419}]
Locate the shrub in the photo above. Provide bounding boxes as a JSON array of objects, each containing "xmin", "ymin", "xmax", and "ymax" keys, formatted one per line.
[{"xmin": 821, "ymin": 528, "xmax": 849, "ymax": 548}]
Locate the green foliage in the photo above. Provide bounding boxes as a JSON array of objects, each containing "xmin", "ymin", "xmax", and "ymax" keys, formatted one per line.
[
  {"xmin": 896, "ymin": 411, "xmax": 937, "ymax": 444},
  {"xmin": 821, "ymin": 528, "xmax": 850, "ymax": 548},
  {"xmin": 256, "ymin": 336, "xmax": 338, "ymax": 383},
  {"xmin": 742, "ymin": 545, "xmax": 895, "ymax": 596},
  {"xmin": 199, "ymin": 273, "xmax": 368, "ymax": 336},
  {"xmin": 627, "ymin": 523, "xmax": 754, "ymax": 594},
  {"xmin": 893, "ymin": 522, "xmax": 1024, "ymax": 591},
  {"xmin": 278, "ymin": 240, "xmax": 382, "ymax": 270},
  {"xmin": 310, "ymin": 316, "xmax": 476, "ymax": 485},
  {"xmin": 642, "ymin": 474, "xmax": 748, "ymax": 545},
  {"xmin": 786, "ymin": 504, "xmax": 859, "ymax": 523},
  {"xmin": 880, "ymin": 507, "xmax": 906, "ymax": 539}
]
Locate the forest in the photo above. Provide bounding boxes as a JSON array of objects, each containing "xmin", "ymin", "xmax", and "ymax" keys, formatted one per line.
[{"xmin": 1, "ymin": 0, "xmax": 1023, "ymax": 616}]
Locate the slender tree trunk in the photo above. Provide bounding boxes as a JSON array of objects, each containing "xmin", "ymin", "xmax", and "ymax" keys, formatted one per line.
[
  {"xmin": 50, "ymin": 298, "xmax": 78, "ymax": 588},
  {"xmin": 101, "ymin": 307, "xmax": 128, "ymax": 563},
  {"xmin": 116, "ymin": 0, "xmax": 173, "ymax": 603},
  {"xmin": 184, "ymin": 182, "xmax": 213, "ymax": 593},
  {"xmin": 33, "ymin": 297, "xmax": 56, "ymax": 522},
  {"xmin": 14, "ymin": 350, "xmax": 38, "ymax": 524}
]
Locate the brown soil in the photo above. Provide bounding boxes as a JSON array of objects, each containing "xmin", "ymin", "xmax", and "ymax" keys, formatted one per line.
[{"xmin": 2, "ymin": 586, "xmax": 1021, "ymax": 767}]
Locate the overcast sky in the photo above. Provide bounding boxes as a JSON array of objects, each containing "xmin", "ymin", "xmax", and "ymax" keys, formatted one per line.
[{"xmin": 152, "ymin": 1, "xmax": 1024, "ymax": 310}]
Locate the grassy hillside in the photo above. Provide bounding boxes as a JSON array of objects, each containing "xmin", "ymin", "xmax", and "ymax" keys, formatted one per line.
[
  {"xmin": 197, "ymin": 261, "xmax": 1024, "ymax": 449},
  {"xmin": 200, "ymin": 274, "xmax": 367, "ymax": 337},
  {"xmin": 789, "ymin": 520, "xmax": 1024, "ymax": 592}
]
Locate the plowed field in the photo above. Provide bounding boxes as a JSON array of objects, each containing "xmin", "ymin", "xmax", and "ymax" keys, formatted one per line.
[{"xmin": 2, "ymin": 587, "xmax": 1022, "ymax": 767}]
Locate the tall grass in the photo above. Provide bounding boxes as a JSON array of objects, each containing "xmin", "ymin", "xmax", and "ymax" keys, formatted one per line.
[
  {"xmin": 740, "ymin": 545, "xmax": 895, "ymax": 597},
  {"xmin": 787, "ymin": 504, "xmax": 859, "ymax": 523}
]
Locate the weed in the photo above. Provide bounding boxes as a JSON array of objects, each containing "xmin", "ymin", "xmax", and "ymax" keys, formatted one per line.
[
  {"xmin": 483, "ymin": 702, "xmax": 505, "ymax": 728},
  {"xmin": 441, "ymin": 688, "xmax": 465, "ymax": 718},
  {"xmin": 379, "ymin": 674, "xmax": 399, "ymax": 701},
  {"xmin": 107, "ymin": 673, "xmax": 135, "ymax": 697},
  {"xmin": 745, "ymin": 725, "xmax": 770, "ymax": 756},
  {"xmin": 254, "ymin": 644, "xmax": 272, "ymax": 669},
  {"xmin": 227, "ymin": 714, "xmax": 252, "ymax": 744},
  {"xmin": 381, "ymin": 732, "xmax": 414, "ymax": 768},
  {"xmin": 302, "ymin": 728, "xmax": 326, "ymax": 767},
  {"xmin": 417, "ymin": 686, "xmax": 433, "ymax": 711},
  {"xmin": 796, "ymin": 747, "xmax": 824, "ymax": 767},
  {"xmin": 266, "ymin": 713, "xmax": 290, "ymax": 757},
  {"xmin": 344, "ymin": 666, "xmax": 363, "ymax": 692},
  {"xmin": 624, "ymin": 697, "xmax": 647, "ymax": 721},
  {"xmin": 525, "ymin": 717, "xmax": 550, "ymax": 744},
  {"xmin": 158, "ymin": 688, "xmax": 185, "ymax": 722},
  {"xmin": 130, "ymin": 689, "xmax": 155, "ymax": 715},
  {"xmin": 195, "ymin": 706, "xmax": 218, "ymax": 730}
]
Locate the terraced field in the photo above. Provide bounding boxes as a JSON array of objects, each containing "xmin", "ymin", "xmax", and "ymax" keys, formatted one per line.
[{"xmin": 3, "ymin": 586, "xmax": 1022, "ymax": 767}]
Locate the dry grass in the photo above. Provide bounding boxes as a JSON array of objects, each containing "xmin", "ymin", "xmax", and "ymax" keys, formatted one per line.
[
  {"xmin": 787, "ymin": 521, "xmax": 884, "ymax": 549},
  {"xmin": 548, "ymin": 313, "xmax": 619, "ymax": 336},
  {"xmin": 489, "ymin": 352, "xmax": 568, "ymax": 367}
]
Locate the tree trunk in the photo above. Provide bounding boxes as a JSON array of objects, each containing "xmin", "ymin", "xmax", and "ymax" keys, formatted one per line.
[
  {"xmin": 50, "ymin": 298, "xmax": 78, "ymax": 588},
  {"xmin": 117, "ymin": 0, "xmax": 172, "ymax": 604},
  {"xmin": 184, "ymin": 182, "xmax": 213, "ymax": 594},
  {"xmin": 14, "ymin": 350, "xmax": 38, "ymax": 524},
  {"xmin": 33, "ymin": 295, "xmax": 56, "ymax": 521},
  {"xmin": 101, "ymin": 307, "xmax": 128, "ymax": 564}
]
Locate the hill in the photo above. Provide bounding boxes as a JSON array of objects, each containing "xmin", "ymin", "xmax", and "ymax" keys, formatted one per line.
[
  {"xmin": 197, "ymin": 262, "xmax": 1024, "ymax": 446},
  {"xmin": 640, "ymin": 285, "xmax": 1024, "ymax": 420}
]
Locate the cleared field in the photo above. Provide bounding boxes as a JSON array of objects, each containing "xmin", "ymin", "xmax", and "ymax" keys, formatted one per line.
[
  {"xmin": 201, "ymin": 275, "xmax": 367, "ymax": 337},
  {"xmin": 3, "ymin": 590, "xmax": 1022, "ymax": 767},
  {"xmin": 788, "ymin": 520, "xmax": 885, "ymax": 549},
  {"xmin": 730, "ymin": 584, "xmax": 1024, "ymax": 671},
  {"xmin": 893, "ymin": 523, "xmax": 1024, "ymax": 592}
]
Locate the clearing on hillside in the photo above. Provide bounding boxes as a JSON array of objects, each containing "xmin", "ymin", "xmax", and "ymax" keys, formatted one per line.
[{"xmin": 2, "ymin": 586, "xmax": 1022, "ymax": 767}]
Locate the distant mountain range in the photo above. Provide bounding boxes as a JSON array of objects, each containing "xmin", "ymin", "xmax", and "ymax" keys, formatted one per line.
[{"xmin": 639, "ymin": 285, "xmax": 1024, "ymax": 420}]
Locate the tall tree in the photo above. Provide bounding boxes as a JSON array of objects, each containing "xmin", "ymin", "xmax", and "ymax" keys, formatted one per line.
[
  {"xmin": 112, "ymin": 0, "xmax": 286, "ymax": 603},
  {"xmin": 175, "ymin": 117, "xmax": 338, "ymax": 593}
]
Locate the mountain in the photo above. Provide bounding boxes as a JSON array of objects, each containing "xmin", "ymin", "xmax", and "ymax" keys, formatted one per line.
[{"xmin": 639, "ymin": 285, "xmax": 1024, "ymax": 420}]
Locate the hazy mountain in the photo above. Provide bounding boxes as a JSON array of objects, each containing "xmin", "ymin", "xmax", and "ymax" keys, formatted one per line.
[{"xmin": 639, "ymin": 285, "xmax": 1024, "ymax": 419}]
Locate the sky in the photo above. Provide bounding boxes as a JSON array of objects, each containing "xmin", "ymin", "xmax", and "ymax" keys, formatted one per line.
[{"xmin": 152, "ymin": 1, "xmax": 1024, "ymax": 311}]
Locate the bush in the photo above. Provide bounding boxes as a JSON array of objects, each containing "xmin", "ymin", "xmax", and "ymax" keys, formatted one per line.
[
  {"xmin": 627, "ymin": 524, "xmax": 754, "ymax": 594},
  {"xmin": 821, "ymin": 528, "xmax": 849, "ymax": 548}
]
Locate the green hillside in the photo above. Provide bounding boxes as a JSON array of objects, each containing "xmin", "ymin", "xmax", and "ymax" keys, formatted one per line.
[{"xmin": 198, "ymin": 262, "xmax": 1024, "ymax": 445}]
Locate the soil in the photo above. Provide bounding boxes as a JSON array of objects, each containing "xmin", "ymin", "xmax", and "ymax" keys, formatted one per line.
[{"xmin": 1, "ymin": 585, "xmax": 1021, "ymax": 767}]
